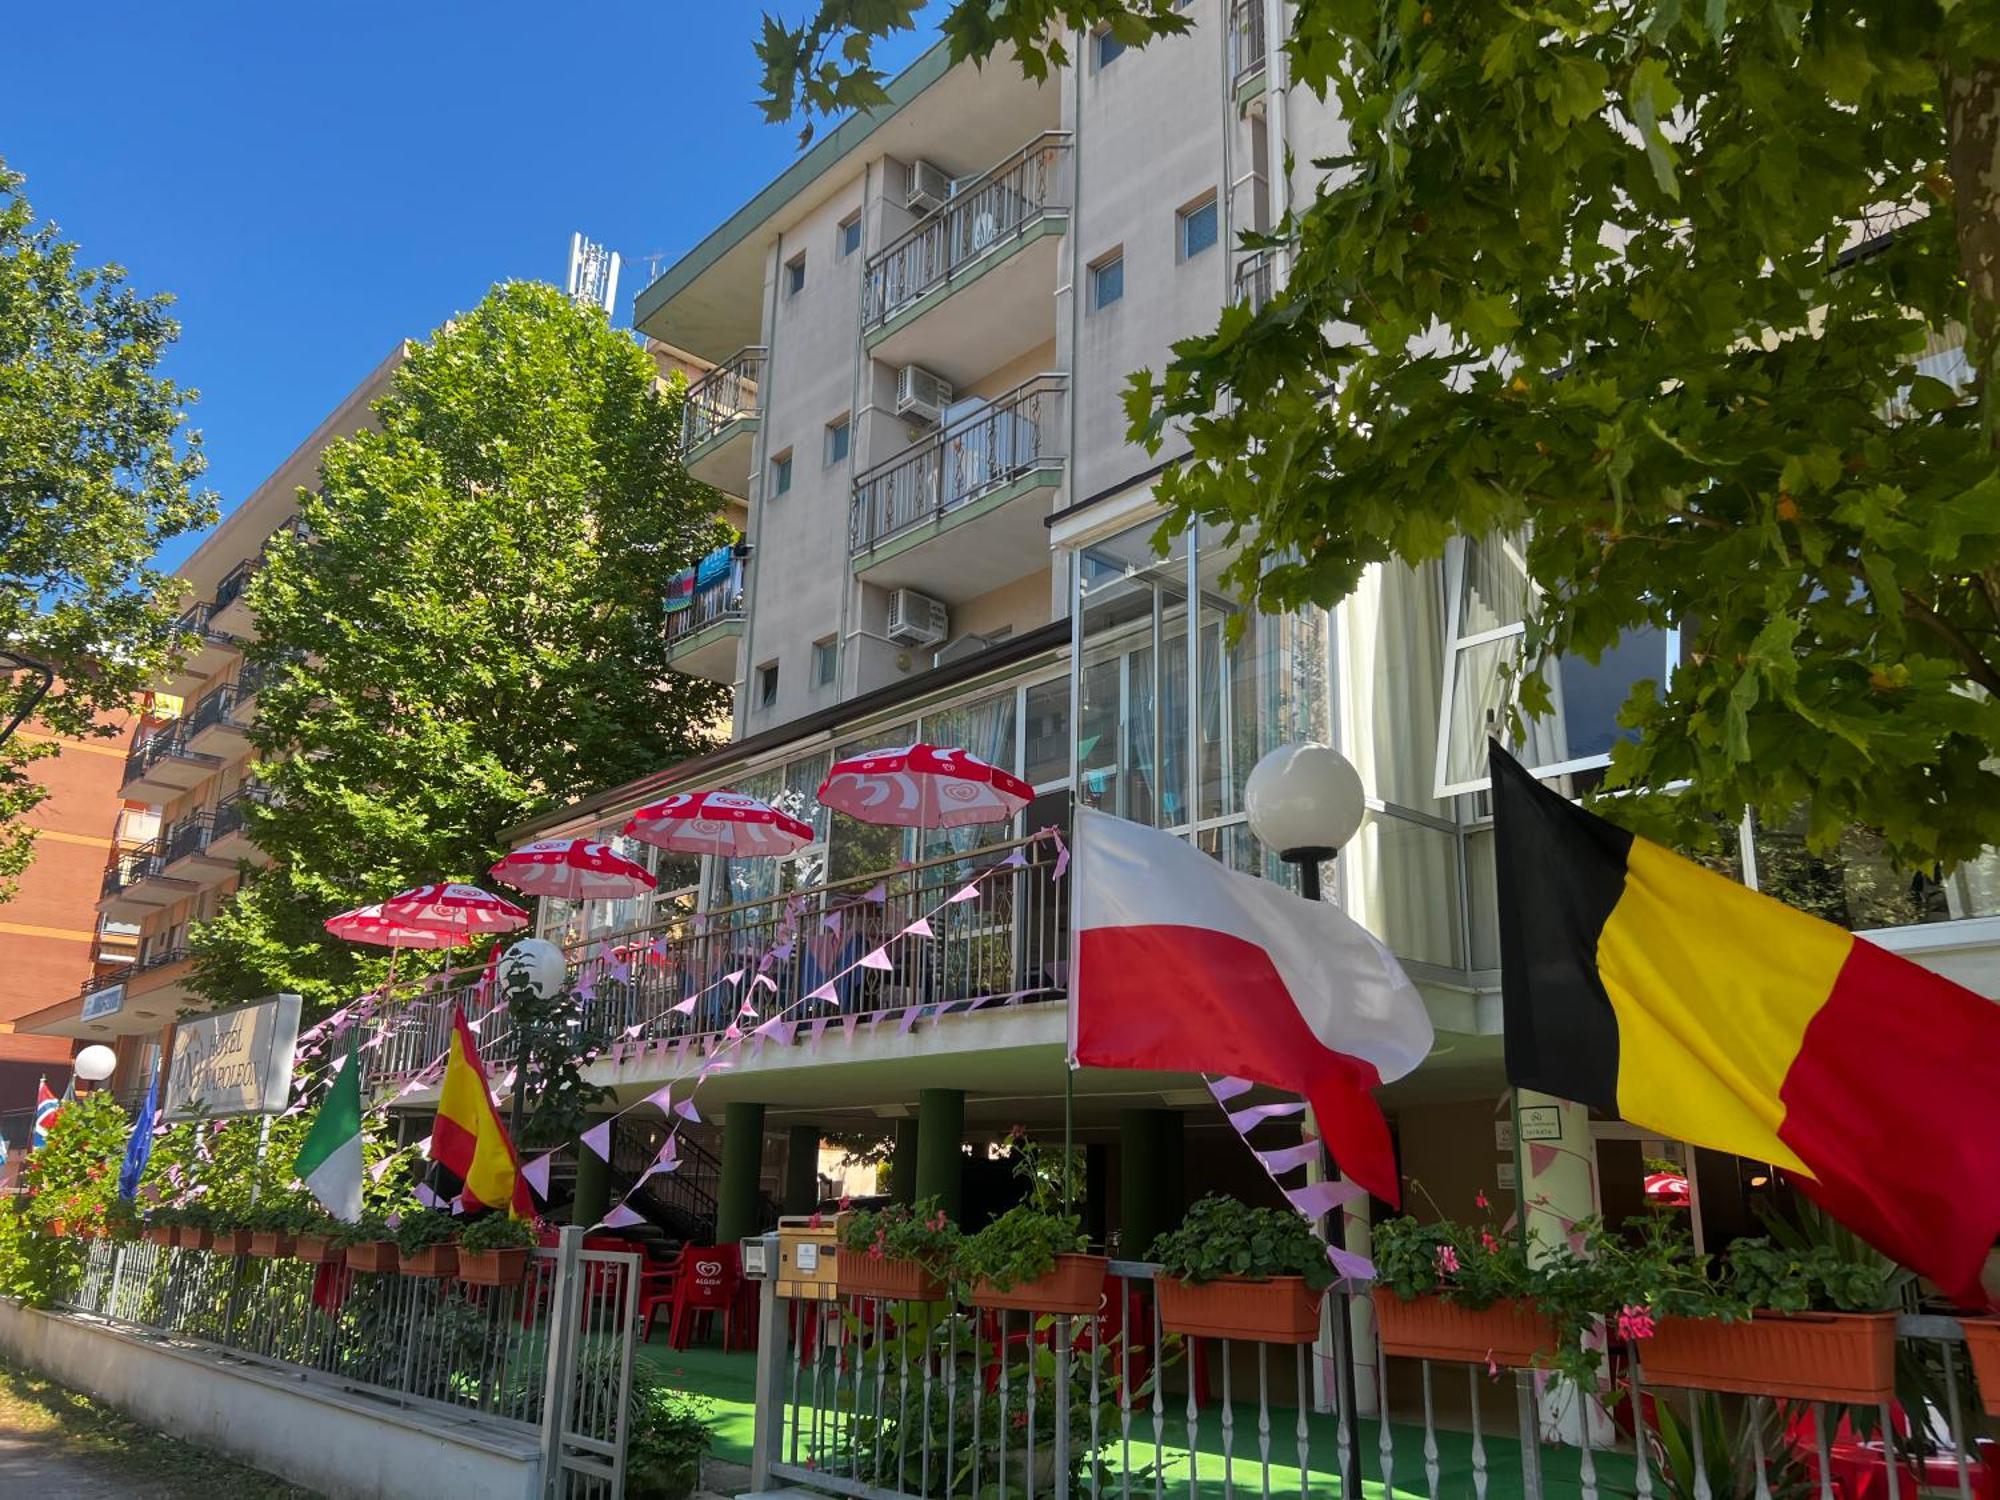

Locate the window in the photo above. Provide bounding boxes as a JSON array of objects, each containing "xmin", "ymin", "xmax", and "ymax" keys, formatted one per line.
[
  {"xmin": 839, "ymin": 213, "xmax": 862, "ymax": 258},
  {"xmin": 1090, "ymin": 251, "xmax": 1124, "ymax": 311},
  {"xmin": 786, "ymin": 253, "xmax": 806, "ymax": 296},
  {"xmin": 1179, "ymin": 194, "xmax": 1219, "ymax": 260},
  {"xmin": 770, "ymin": 449, "xmax": 793, "ymax": 496},
  {"xmin": 1094, "ymin": 26, "xmax": 1126, "ymax": 69},
  {"xmin": 756, "ymin": 660, "xmax": 780, "ymax": 709},
  {"xmin": 812, "ymin": 636, "xmax": 839, "ymax": 688},
  {"xmin": 824, "ymin": 415, "xmax": 851, "ymax": 465}
]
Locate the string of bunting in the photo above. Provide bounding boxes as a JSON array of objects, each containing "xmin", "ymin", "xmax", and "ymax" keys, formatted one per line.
[{"xmin": 1204, "ymin": 1073, "xmax": 1375, "ymax": 1283}]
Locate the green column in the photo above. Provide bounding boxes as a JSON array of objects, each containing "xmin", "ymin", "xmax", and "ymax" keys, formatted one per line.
[
  {"xmin": 783, "ymin": 1124, "xmax": 821, "ymax": 1215},
  {"xmin": 571, "ymin": 1121, "xmax": 612, "ymax": 1228},
  {"xmin": 889, "ymin": 1118, "xmax": 920, "ymax": 1206},
  {"xmin": 913, "ymin": 1088, "xmax": 965, "ymax": 1220},
  {"xmin": 1119, "ymin": 1109, "xmax": 1185, "ymax": 1260},
  {"xmin": 716, "ymin": 1101, "xmax": 768, "ymax": 1245}
]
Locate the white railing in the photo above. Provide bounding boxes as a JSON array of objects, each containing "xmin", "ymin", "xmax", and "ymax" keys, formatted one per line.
[
  {"xmin": 864, "ymin": 133, "xmax": 1073, "ymax": 329},
  {"xmin": 850, "ymin": 375, "xmax": 1067, "ymax": 554},
  {"xmin": 680, "ymin": 346, "xmax": 766, "ymax": 455}
]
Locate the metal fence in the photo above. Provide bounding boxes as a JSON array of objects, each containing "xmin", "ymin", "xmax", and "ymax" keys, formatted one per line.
[
  {"xmin": 864, "ymin": 133, "xmax": 1072, "ymax": 329},
  {"xmin": 666, "ymin": 558, "xmax": 746, "ymax": 643},
  {"xmin": 366, "ymin": 833, "xmax": 1067, "ymax": 1090},
  {"xmin": 680, "ymin": 346, "xmax": 765, "ymax": 454},
  {"xmin": 850, "ymin": 375, "xmax": 1067, "ymax": 554},
  {"xmin": 63, "ymin": 1229, "xmax": 641, "ymax": 1498},
  {"xmin": 747, "ymin": 1258, "xmax": 1994, "ymax": 1500}
]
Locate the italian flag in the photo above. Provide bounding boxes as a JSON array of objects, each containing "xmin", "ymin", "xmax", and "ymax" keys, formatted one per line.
[{"xmin": 294, "ymin": 1032, "xmax": 365, "ymax": 1223}]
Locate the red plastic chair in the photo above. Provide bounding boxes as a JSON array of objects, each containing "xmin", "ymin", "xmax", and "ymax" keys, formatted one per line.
[
  {"xmin": 637, "ymin": 1248, "xmax": 684, "ymax": 1341},
  {"xmin": 664, "ymin": 1244, "xmax": 746, "ymax": 1350}
]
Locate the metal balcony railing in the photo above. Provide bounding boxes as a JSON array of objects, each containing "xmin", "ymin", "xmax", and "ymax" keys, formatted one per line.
[
  {"xmin": 363, "ymin": 831, "xmax": 1067, "ymax": 1090},
  {"xmin": 211, "ymin": 781, "xmax": 279, "ymax": 844},
  {"xmin": 213, "ymin": 559, "xmax": 255, "ymax": 614},
  {"xmin": 100, "ymin": 842, "xmax": 162, "ymax": 898},
  {"xmin": 666, "ymin": 558, "xmax": 746, "ymax": 643},
  {"xmin": 851, "ymin": 374, "xmax": 1067, "ymax": 554},
  {"xmin": 864, "ymin": 132, "xmax": 1073, "ymax": 329},
  {"xmin": 173, "ymin": 601, "xmax": 237, "ymax": 647},
  {"xmin": 1235, "ymin": 249, "xmax": 1277, "ymax": 312},
  {"xmin": 184, "ymin": 686, "xmax": 239, "ymax": 738},
  {"xmin": 121, "ymin": 727, "xmax": 223, "ymax": 786},
  {"xmin": 1230, "ymin": 0, "xmax": 1268, "ymax": 86},
  {"xmin": 162, "ymin": 813, "xmax": 214, "ymax": 866},
  {"xmin": 680, "ymin": 346, "xmax": 766, "ymax": 455}
]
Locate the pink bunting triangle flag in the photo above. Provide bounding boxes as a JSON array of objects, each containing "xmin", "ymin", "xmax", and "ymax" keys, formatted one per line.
[
  {"xmin": 1327, "ymin": 1244, "xmax": 1375, "ymax": 1280},
  {"xmin": 724, "ymin": 969, "xmax": 745, "ymax": 987},
  {"xmin": 522, "ymin": 1152, "xmax": 555, "ymax": 1197},
  {"xmin": 1528, "ymin": 1142, "xmax": 1561, "ymax": 1176},
  {"xmin": 902, "ymin": 916, "xmax": 934, "ymax": 939},
  {"xmin": 724, "ymin": 1023, "xmax": 743, "ymax": 1041},
  {"xmin": 1208, "ymin": 1076, "xmax": 1255, "ymax": 1103},
  {"xmin": 675, "ymin": 1099, "xmax": 701, "ymax": 1124},
  {"xmin": 1284, "ymin": 1179, "xmax": 1366, "ymax": 1218},
  {"xmin": 581, "ymin": 1121, "xmax": 613, "ymax": 1160},
  {"xmin": 1228, "ymin": 1100, "xmax": 1308, "ymax": 1132},
  {"xmin": 859, "ymin": 946, "xmax": 894, "ymax": 971},
  {"xmin": 645, "ymin": 1083, "xmax": 676, "ymax": 1113},
  {"xmin": 642, "ymin": 1137, "xmax": 679, "ymax": 1181},
  {"xmin": 805, "ymin": 982, "xmax": 840, "ymax": 1007},
  {"xmin": 947, "ymin": 883, "xmax": 981, "ymax": 904},
  {"xmin": 1001, "ymin": 847, "xmax": 1029, "ymax": 869},
  {"xmin": 1258, "ymin": 1141, "xmax": 1324, "ymax": 1176},
  {"xmin": 672, "ymin": 994, "xmax": 698, "ymax": 1014},
  {"xmin": 413, "ymin": 1183, "xmax": 448, "ymax": 1209},
  {"xmin": 842, "ymin": 1015, "xmax": 859, "ymax": 1043},
  {"xmin": 622, "ymin": 1022, "xmax": 646, "ymax": 1038},
  {"xmin": 1050, "ymin": 829, "xmax": 1070, "ymax": 880},
  {"xmin": 752, "ymin": 972, "xmax": 778, "ymax": 993},
  {"xmin": 415, "ymin": 1134, "xmax": 432, "ymax": 1159},
  {"xmin": 598, "ymin": 1204, "xmax": 645, "ymax": 1230},
  {"xmin": 823, "ymin": 911, "xmax": 844, "ymax": 937},
  {"xmin": 863, "ymin": 882, "xmax": 887, "ymax": 903}
]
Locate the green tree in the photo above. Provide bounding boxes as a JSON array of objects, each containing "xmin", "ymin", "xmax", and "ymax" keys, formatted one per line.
[
  {"xmin": 192, "ymin": 282, "xmax": 730, "ymax": 1011},
  {"xmin": 0, "ymin": 161, "xmax": 215, "ymax": 898},
  {"xmin": 759, "ymin": 4, "xmax": 2000, "ymax": 871}
]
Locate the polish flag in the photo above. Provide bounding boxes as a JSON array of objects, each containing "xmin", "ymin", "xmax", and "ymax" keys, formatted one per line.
[{"xmin": 1071, "ymin": 808, "xmax": 1433, "ymax": 1204}]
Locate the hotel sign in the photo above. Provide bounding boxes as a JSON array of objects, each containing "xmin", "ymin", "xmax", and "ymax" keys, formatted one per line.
[
  {"xmin": 163, "ymin": 994, "xmax": 301, "ymax": 1121},
  {"xmin": 80, "ymin": 984, "xmax": 125, "ymax": 1023}
]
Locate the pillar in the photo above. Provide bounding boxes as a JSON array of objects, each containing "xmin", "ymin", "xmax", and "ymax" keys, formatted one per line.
[
  {"xmin": 1514, "ymin": 1088, "xmax": 1611, "ymax": 1445},
  {"xmin": 913, "ymin": 1088, "xmax": 964, "ymax": 1220},
  {"xmin": 1118, "ymin": 1108, "xmax": 1185, "ymax": 1259},
  {"xmin": 889, "ymin": 1118, "xmax": 920, "ymax": 1206},
  {"xmin": 783, "ymin": 1124, "xmax": 821, "ymax": 1216},
  {"xmin": 570, "ymin": 1121, "xmax": 611, "ymax": 1229},
  {"xmin": 716, "ymin": 1101, "xmax": 768, "ymax": 1245}
]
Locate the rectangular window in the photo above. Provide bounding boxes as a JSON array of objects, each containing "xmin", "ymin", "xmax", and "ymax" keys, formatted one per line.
[
  {"xmin": 1095, "ymin": 26, "xmax": 1126, "ymax": 69},
  {"xmin": 786, "ymin": 253, "xmax": 806, "ymax": 296},
  {"xmin": 757, "ymin": 660, "xmax": 780, "ymax": 709},
  {"xmin": 1091, "ymin": 251, "xmax": 1124, "ymax": 311},
  {"xmin": 839, "ymin": 213, "xmax": 862, "ymax": 258},
  {"xmin": 1179, "ymin": 194, "xmax": 1219, "ymax": 260},
  {"xmin": 824, "ymin": 416, "xmax": 850, "ymax": 465},
  {"xmin": 812, "ymin": 636, "xmax": 839, "ymax": 688},
  {"xmin": 770, "ymin": 449, "xmax": 793, "ymax": 496}
]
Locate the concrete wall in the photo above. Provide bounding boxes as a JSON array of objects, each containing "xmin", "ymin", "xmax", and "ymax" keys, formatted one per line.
[{"xmin": 0, "ymin": 1300, "xmax": 543, "ymax": 1500}]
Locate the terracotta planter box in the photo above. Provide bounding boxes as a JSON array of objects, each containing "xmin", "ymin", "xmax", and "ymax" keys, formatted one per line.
[
  {"xmin": 210, "ymin": 1230, "xmax": 252, "ymax": 1256},
  {"xmin": 172, "ymin": 1226, "xmax": 212, "ymax": 1252},
  {"xmin": 144, "ymin": 1226, "xmax": 174, "ymax": 1248},
  {"xmin": 345, "ymin": 1240, "xmax": 400, "ymax": 1274},
  {"xmin": 399, "ymin": 1244, "xmax": 459, "ymax": 1278},
  {"xmin": 294, "ymin": 1235, "xmax": 345, "ymax": 1266},
  {"xmin": 46, "ymin": 1219, "xmax": 67, "ymax": 1238},
  {"xmin": 973, "ymin": 1254, "xmax": 1109, "ymax": 1317},
  {"xmin": 248, "ymin": 1232, "xmax": 295, "ymax": 1258},
  {"xmin": 837, "ymin": 1252, "xmax": 948, "ymax": 1302},
  {"xmin": 1638, "ymin": 1312, "xmax": 1897, "ymax": 1403},
  {"xmin": 1374, "ymin": 1293, "xmax": 1554, "ymax": 1368},
  {"xmin": 1962, "ymin": 1320, "xmax": 2000, "ymax": 1417},
  {"xmin": 1157, "ymin": 1275, "xmax": 1325, "ymax": 1344},
  {"xmin": 457, "ymin": 1248, "xmax": 532, "ymax": 1287}
]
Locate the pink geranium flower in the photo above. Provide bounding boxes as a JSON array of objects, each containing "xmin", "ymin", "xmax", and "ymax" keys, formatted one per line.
[
  {"xmin": 1615, "ymin": 1304, "xmax": 1657, "ymax": 1341},
  {"xmin": 1475, "ymin": 1190, "xmax": 1490, "ymax": 1210},
  {"xmin": 1435, "ymin": 1243, "xmax": 1462, "ymax": 1275}
]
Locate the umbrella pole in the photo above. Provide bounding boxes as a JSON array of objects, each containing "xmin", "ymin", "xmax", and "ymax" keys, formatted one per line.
[{"xmin": 1063, "ymin": 1055, "xmax": 1075, "ymax": 1218}]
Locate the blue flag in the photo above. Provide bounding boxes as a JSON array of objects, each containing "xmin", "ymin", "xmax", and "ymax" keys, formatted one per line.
[{"xmin": 117, "ymin": 1070, "xmax": 159, "ymax": 1202}]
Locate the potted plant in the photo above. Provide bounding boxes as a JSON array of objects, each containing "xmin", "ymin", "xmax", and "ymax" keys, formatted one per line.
[
  {"xmin": 1149, "ymin": 1194, "xmax": 1334, "ymax": 1343},
  {"xmin": 1963, "ymin": 1319, "xmax": 2000, "ymax": 1417},
  {"xmin": 1372, "ymin": 1200, "xmax": 1553, "ymax": 1368},
  {"xmin": 1632, "ymin": 1208, "xmax": 1900, "ymax": 1404},
  {"xmin": 624, "ymin": 1371, "xmax": 715, "ymax": 1500},
  {"xmin": 245, "ymin": 1201, "xmax": 314, "ymax": 1258},
  {"xmin": 960, "ymin": 1127, "xmax": 1105, "ymax": 1316},
  {"xmin": 838, "ymin": 1199, "xmax": 959, "ymax": 1301},
  {"xmin": 142, "ymin": 1207, "xmax": 177, "ymax": 1248},
  {"xmin": 336, "ymin": 1211, "xmax": 401, "ymax": 1274},
  {"xmin": 294, "ymin": 1211, "xmax": 346, "ymax": 1265},
  {"xmin": 457, "ymin": 1213, "xmax": 538, "ymax": 1286},
  {"xmin": 103, "ymin": 1199, "xmax": 142, "ymax": 1245},
  {"xmin": 209, "ymin": 1209, "xmax": 253, "ymax": 1257},
  {"xmin": 172, "ymin": 1203, "xmax": 216, "ymax": 1252},
  {"xmin": 395, "ymin": 1207, "xmax": 460, "ymax": 1277}
]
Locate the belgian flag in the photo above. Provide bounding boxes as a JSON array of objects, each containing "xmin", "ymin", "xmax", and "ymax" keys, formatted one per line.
[{"xmin": 1492, "ymin": 744, "xmax": 2000, "ymax": 1304}]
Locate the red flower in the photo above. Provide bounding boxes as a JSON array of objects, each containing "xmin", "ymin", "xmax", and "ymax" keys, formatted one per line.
[{"xmin": 1435, "ymin": 1244, "xmax": 1462, "ymax": 1275}]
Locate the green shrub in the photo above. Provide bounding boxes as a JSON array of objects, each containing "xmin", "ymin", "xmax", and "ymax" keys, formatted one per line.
[
  {"xmin": 459, "ymin": 1213, "xmax": 538, "ymax": 1252},
  {"xmin": 1151, "ymin": 1193, "xmax": 1340, "ymax": 1292}
]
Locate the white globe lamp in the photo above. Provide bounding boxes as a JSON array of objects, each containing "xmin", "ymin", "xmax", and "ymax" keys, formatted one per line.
[
  {"xmin": 73, "ymin": 1044, "xmax": 118, "ymax": 1085},
  {"xmin": 1244, "ymin": 742, "xmax": 1367, "ymax": 899},
  {"xmin": 496, "ymin": 936, "xmax": 567, "ymax": 1000}
]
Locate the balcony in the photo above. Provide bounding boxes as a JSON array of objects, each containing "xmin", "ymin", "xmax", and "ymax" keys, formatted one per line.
[
  {"xmin": 862, "ymin": 132, "xmax": 1072, "ymax": 385},
  {"xmin": 160, "ymin": 601, "xmax": 242, "ymax": 696},
  {"xmin": 118, "ymin": 727, "xmax": 224, "ymax": 802},
  {"xmin": 363, "ymin": 831, "xmax": 1067, "ymax": 1091},
  {"xmin": 206, "ymin": 784, "xmax": 276, "ymax": 866},
  {"xmin": 1235, "ymin": 249, "xmax": 1276, "ymax": 312},
  {"xmin": 1230, "ymin": 0, "xmax": 1268, "ymax": 107},
  {"xmin": 849, "ymin": 374, "xmax": 1066, "ymax": 601},
  {"xmin": 182, "ymin": 684, "xmax": 251, "ymax": 757},
  {"xmin": 159, "ymin": 812, "xmax": 238, "ymax": 883},
  {"xmin": 679, "ymin": 346, "xmax": 765, "ymax": 497},
  {"xmin": 665, "ymin": 556, "xmax": 747, "ymax": 683},
  {"xmin": 210, "ymin": 558, "xmax": 259, "ymax": 638},
  {"xmin": 96, "ymin": 841, "xmax": 195, "ymax": 920}
]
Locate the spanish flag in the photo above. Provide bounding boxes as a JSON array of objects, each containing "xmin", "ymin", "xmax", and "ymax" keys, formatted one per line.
[
  {"xmin": 431, "ymin": 1006, "xmax": 531, "ymax": 1218},
  {"xmin": 1493, "ymin": 744, "xmax": 2000, "ymax": 1304}
]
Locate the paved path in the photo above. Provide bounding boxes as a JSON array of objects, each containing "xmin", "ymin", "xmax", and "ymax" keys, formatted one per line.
[{"xmin": 0, "ymin": 1421, "xmax": 180, "ymax": 1498}]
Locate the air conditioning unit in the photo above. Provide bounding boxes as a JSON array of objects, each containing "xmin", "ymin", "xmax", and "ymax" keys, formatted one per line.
[
  {"xmin": 907, "ymin": 159, "xmax": 952, "ymax": 214},
  {"xmin": 886, "ymin": 588, "xmax": 950, "ymax": 649},
  {"xmin": 894, "ymin": 364, "xmax": 954, "ymax": 426}
]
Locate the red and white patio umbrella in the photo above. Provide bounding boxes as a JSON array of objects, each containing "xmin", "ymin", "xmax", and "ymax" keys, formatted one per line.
[
  {"xmin": 323, "ymin": 903, "xmax": 468, "ymax": 952},
  {"xmin": 487, "ymin": 838, "xmax": 657, "ymax": 901},
  {"xmin": 623, "ymin": 789, "xmax": 816, "ymax": 859},
  {"xmin": 817, "ymin": 743, "xmax": 1032, "ymax": 830},
  {"xmin": 378, "ymin": 881, "xmax": 531, "ymax": 941}
]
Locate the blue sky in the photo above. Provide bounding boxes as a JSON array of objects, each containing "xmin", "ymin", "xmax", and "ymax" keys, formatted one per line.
[{"xmin": 5, "ymin": 4, "xmax": 942, "ymax": 572}]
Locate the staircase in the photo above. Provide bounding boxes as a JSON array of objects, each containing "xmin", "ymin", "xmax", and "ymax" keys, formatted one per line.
[{"xmin": 607, "ymin": 1116, "xmax": 778, "ymax": 1245}]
